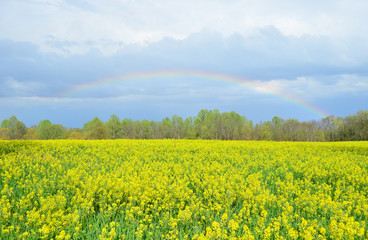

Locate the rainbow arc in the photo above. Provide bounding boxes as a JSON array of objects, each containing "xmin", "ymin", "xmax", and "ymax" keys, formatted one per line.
[{"xmin": 58, "ymin": 70, "xmax": 328, "ymax": 119}]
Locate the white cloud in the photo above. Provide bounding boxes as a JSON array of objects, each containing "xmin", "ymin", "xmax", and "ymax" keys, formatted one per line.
[
  {"xmin": 2, "ymin": 77, "xmax": 41, "ymax": 96},
  {"xmin": 1, "ymin": 30, "xmax": 367, "ymax": 101},
  {"xmin": 1, "ymin": 0, "xmax": 368, "ymax": 54},
  {"xmin": 1, "ymin": 0, "xmax": 367, "ymax": 125},
  {"xmin": 256, "ymin": 75, "xmax": 368, "ymax": 100}
]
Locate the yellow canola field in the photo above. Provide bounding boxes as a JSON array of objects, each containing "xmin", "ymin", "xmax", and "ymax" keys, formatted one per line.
[{"xmin": 0, "ymin": 140, "xmax": 367, "ymax": 240}]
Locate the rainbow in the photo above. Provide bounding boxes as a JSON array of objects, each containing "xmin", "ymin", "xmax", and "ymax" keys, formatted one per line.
[{"xmin": 58, "ymin": 70, "xmax": 328, "ymax": 118}]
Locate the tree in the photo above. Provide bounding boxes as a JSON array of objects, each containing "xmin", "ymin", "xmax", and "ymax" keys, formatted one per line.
[
  {"xmin": 91, "ymin": 120, "xmax": 108, "ymax": 139},
  {"xmin": 83, "ymin": 117, "xmax": 102, "ymax": 132},
  {"xmin": 121, "ymin": 119, "xmax": 135, "ymax": 138},
  {"xmin": 271, "ymin": 116, "xmax": 284, "ymax": 141},
  {"xmin": 252, "ymin": 123, "xmax": 262, "ymax": 140},
  {"xmin": 296, "ymin": 121, "xmax": 324, "ymax": 142},
  {"xmin": 106, "ymin": 114, "xmax": 122, "ymax": 139},
  {"xmin": 1, "ymin": 117, "xmax": 13, "ymax": 129},
  {"xmin": 37, "ymin": 120, "xmax": 65, "ymax": 139},
  {"xmin": 37, "ymin": 120, "xmax": 53, "ymax": 140},
  {"xmin": 171, "ymin": 115, "xmax": 184, "ymax": 139},
  {"xmin": 195, "ymin": 109, "xmax": 215, "ymax": 139},
  {"xmin": 282, "ymin": 119, "xmax": 300, "ymax": 141},
  {"xmin": 134, "ymin": 120, "xmax": 152, "ymax": 139},
  {"xmin": 339, "ymin": 110, "xmax": 368, "ymax": 141},
  {"xmin": 0, "ymin": 128, "xmax": 10, "ymax": 140},
  {"xmin": 161, "ymin": 117, "xmax": 173, "ymax": 138},
  {"xmin": 1, "ymin": 116, "xmax": 27, "ymax": 139},
  {"xmin": 23, "ymin": 128, "xmax": 38, "ymax": 140},
  {"xmin": 224, "ymin": 111, "xmax": 247, "ymax": 140},
  {"xmin": 14, "ymin": 121, "xmax": 27, "ymax": 139},
  {"xmin": 355, "ymin": 110, "xmax": 368, "ymax": 140},
  {"xmin": 150, "ymin": 121, "xmax": 163, "ymax": 139},
  {"xmin": 83, "ymin": 117, "xmax": 108, "ymax": 139},
  {"xmin": 183, "ymin": 117, "xmax": 197, "ymax": 139},
  {"xmin": 2, "ymin": 109, "xmax": 367, "ymax": 141},
  {"xmin": 242, "ymin": 120, "xmax": 253, "ymax": 140},
  {"xmin": 69, "ymin": 131, "xmax": 83, "ymax": 139},
  {"xmin": 64, "ymin": 128, "xmax": 82, "ymax": 139},
  {"xmin": 260, "ymin": 123, "xmax": 272, "ymax": 140},
  {"xmin": 51, "ymin": 124, "xmax": 66, "ymax": 139},
  {"xmin": 320, "ymin": 115, "xmax": 341, "ymax": 141}
]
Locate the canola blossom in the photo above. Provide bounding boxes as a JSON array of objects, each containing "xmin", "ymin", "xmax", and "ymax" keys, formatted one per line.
[{"xmin": 0, "ymin": 140, "xmax": 367, "ymax": 239}]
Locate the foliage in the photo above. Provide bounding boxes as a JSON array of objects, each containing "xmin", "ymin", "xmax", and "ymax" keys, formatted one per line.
[
  {"xmin": 23, "ymin": 128, "xmax": 38, "ymax": 140},
  {"xmin": 106, "ymin": 115, "xmax": 122, "ymax": 139},
  {"xmin": 0, "ymin": 140, "xmax": 367, "ymax": 239},
  {"xmin": 0, "ymin": 128, "xmax": 11, "ymax": 140},
  {"xmin": 1, "ymin": 110, "xmax": 368, "ymax": 141},
  {"xmin": 83, "ymin": 117, "xmax": 109, "ymax": 140},
  {"xmin": 1, "ymin": 116, "xmax": 26, "ymax": 139},
  {"xmin": 68, "ymin": 131, "xmax": 83, "ymax": 139},
  {"xmin": 91, "ymin": 121, "xmax": 109, "ymax": 140},
  {"xmin": 37, "ymin": 120, "xmax": 65, "ymax": 140}
]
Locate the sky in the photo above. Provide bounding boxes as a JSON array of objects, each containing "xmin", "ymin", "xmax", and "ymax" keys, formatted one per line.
[{"xmin": 1, "ymin": 0, "xmax": 367, "ymax": 127}]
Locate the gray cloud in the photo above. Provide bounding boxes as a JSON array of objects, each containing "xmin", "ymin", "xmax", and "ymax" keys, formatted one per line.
[
  {"xmin": 1, "ymin": 25, "xmax": 367, "ymax": 125},
  {"xmin": 2, "ymin": 0, "xmax": 368, "ymax": 50},
  {"xmin": 1, "ymin": 27, "xmax": 367, "ymax": 96}
]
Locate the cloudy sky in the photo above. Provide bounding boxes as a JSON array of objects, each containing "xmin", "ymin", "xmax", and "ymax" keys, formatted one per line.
[{"xmin": 1, "ymin": 0, "xmax": 367, "ymax": 127}]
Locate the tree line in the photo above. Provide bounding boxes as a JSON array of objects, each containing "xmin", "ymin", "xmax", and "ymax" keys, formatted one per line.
[{"xmin": 1, "ymin": 109, "xmax": 367, "ymax": 141}]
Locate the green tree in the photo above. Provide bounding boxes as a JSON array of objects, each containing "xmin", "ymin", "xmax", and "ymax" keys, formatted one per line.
[
  {"xmin": 195, "ymin": 109, "xmax": 213, "ymax": 139},
  {"xmin": 321, "ymin": 115, "xmax": 341, "ymax": 141},
  {"xmin": 134, "ymin": 120, "xmax": 152, "ymax": 139},
  {"xmin": 161, "ymin": 117, "xmax": 173, "ymax": 138},
  {"xmin": 106, "ymin": 114, "xmax": 122, "ymax": 139},
  {"xmin": 83, "ymin": 117, "xmax": 102, "ymax": 132},
  {"xmin": 342, "ymin": 110, "xmax": 368, "ymax": 140},
  {"xmin": 69, "ymin": 131, "xmax": 83, "ymax": 139},
  {"xmin": 271, "ymin": 116, "xmax": 284, "ymax": 141},
  {"xmin": 14, "ymin": 121, "xmax": 27, "ymax": 139},
  {"xmin": 260, "ymin": 123, "xmax": 272, "ymax": 140},
  {"xmin": 171, "ymin": 115, "xmax": 184, "ymax": 139},
  {"xmin": 37, "ymin": 120, "xmax": 53, "ymax": 139},
  {"xmin": 52, "ymin": 124, "xmax": 66, "ymax": 139},
  {"xmin": 183, "ymin": 117, "xmax": 196, "ymax": 139},
  {"xmin": 91, "ymin": 120, "xmax": 109, "ymax": 139},
  {"xmin": 223, "ymin": 111, "xmax": 247, "ymax": 140},
  {"xmin": 356, "ymin": 110, "xmax": 368, "ymax": 140},
  {"xmin": 37, "ymin": 120, "xmax": 65, "ymax": 139},
  {"xmin": 150, "ymin": 121, "xmax": 163, "ymax": 139},
  {"xmin": 1, "ymin": 116, "xmax": 27, "ymax": 139},
  {"xmin": 83, "ymin": 117, "xmax": 108, "ymax": 139},
  {"xmin": 242, "ymin": 120, "xmax": 253, "ymax": 140},
  {"xmin": 121, "ymin": 119, "xmax": 135, "ymax": 138},
  {"xmin": 282, "ymin": 119, "xmax": 300, "ymax": 141},
  {"xmin": 64, "ymin": 128, "xmax": 82, "ymax": 139},
  {"xmin": 23, "ymin": 128, "xmax": 38, "ymax": 140},
  {"xmin": 0, "ymin": 128, "xmax": 10, "ymax": 140}
]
